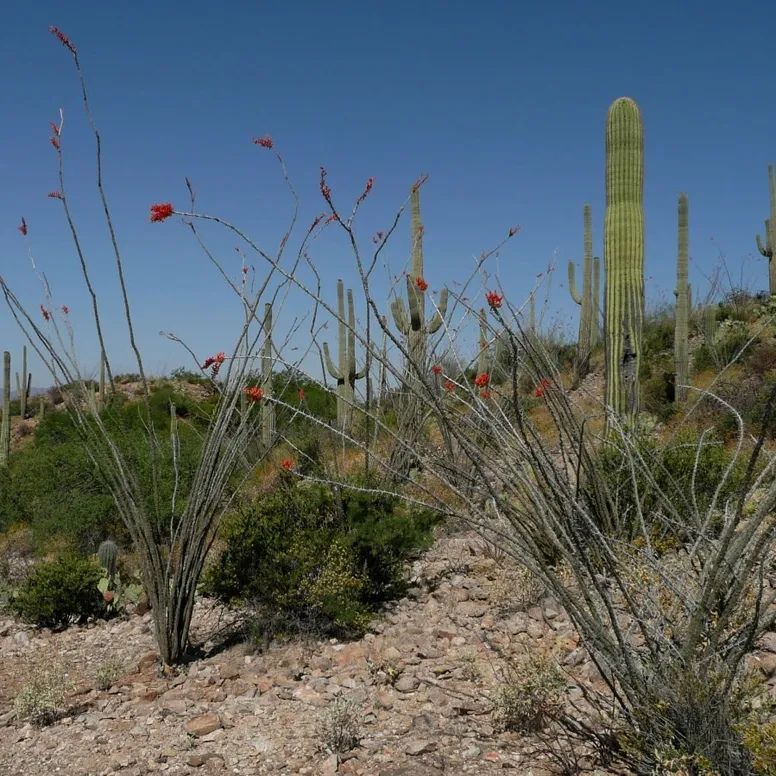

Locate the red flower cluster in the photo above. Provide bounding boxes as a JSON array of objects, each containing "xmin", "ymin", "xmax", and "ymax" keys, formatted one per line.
[
  {"xmin": 372, "ymin": 230, "xmax": 384, "ymax": 244},
  {"xmin": 534, "ymin": 377, "xmax": 551, "ymax": 398},
  {"xmin": 18, "ymin": 218, "xmax": 28, "ymax": 236},
  {"xmin": 50, "ymin": 136, "xmax": 60, "ymax": 151},
  {"xmin": 244, "ymin": 386, "xmax": 264, "ymax": 403},
  {"xmin": 40, "ymin": 305, "xmax": 51, "ymax": 321},
  {"xmin": 480, "ymin": 390, "xmax": 492, "ymax": 400},
  {"xmin": 319, "ymin": 167, "xmax": 331, "ymax": 201},
  {"xmin": 61, "ymin": 305, "xmax": 70, "ymax": 315},
  {"xmin": 486, "ymin": 291, "xmax": 503, "ymax": 309},
  {"xmin": 508, "ymin": 225, "xmax": 521, "ymax": 238},
  {"xmin": 356, "ymin": 176, "xmax": 375, "ymax": 206},
  {"xmin": 150, "ymin": 203, "xmax": 174, "ymax": 223},
  {"xmin": 431, "ymin": 364, "xmax": 443, "ymax": 375},
  {"xmin": 48, "ymin": 191, "xmax": 63, "ymax": 200},
  {"xmin": 253, "ymin": 135, "xmax": 273, "ymax": 149},
  {"xmin": 202, "ymin": 351, "xmax": 226, "ymax": 378},
  {"xmin": 50, "ymin": 122, "xmax": 60, "ymax": 137},
  {"xmin": 49, "ymin": 26, "xmax": 77, "ymax": 54},
  {"xmin": 474, "ymin": 372, "xmax": 490, "ymax": 388},
  {"xmin": 280, "ymin": 458, "xmax": 295, "ymax": 471},
  {"xmin": 298, "ymin": 388, "xmax": 306, "ymax": 402},
  {"xmin": 443, "ymin": 380, "xmax": 456, "ymax": 393},
  {"xmin": 415, "ymin": 276, "xmax": 429, "ymax": 292}
]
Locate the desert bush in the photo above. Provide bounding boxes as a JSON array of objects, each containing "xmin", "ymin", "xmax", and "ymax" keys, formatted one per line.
[
  {"xmin": 492, "ymin": 653, "xmax": 566, "ymax": 733},
  {"xmin": 203, "ymin": 476, "xmax": 439, "ymax": 635},
  {"xmin": 14, "ymin": 664, "xmax": 71, "ymax": 726},
  {"xmin": 94, "ymin": 657, "xmax": 125, "ymax": 691},
  {"xmin": 11, "ymin": 554, "xmax": 105, "ymax": 628},
  {"xmin": 316, "ymin": 696, "xmax": 362, "ymax": 753}
]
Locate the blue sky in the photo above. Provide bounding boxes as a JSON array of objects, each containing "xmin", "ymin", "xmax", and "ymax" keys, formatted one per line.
[{"xmin": 1, "ymin": 1, "xmax": 774, "ymax": 383}]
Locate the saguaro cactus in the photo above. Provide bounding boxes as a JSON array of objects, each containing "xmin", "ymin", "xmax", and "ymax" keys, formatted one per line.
[
  {"xmin": 391, "ymin": 183, "xmax": 448, "ymax": 391},
  {"xmin": 323, "ymin": 279, "xmax": 365, "ymax": 433},
  {"xmin": 568, "ymin": 204, "xmax": 596, "ymax": 381},
  {"xmin": 261, "ymin": 303, "xmax": 275, "ymax": 449},
  {"xmin": 755, "ymin": 164, "xmax": 776, "ymax": 295},
  {"xmin": 674, "ymin": 193, "xmax": 691, "ymax": 402},
  {"xmin": 603, "ymin": 97, "xmax": 645, "ymax": 418},
  {"xmin": 15, "ymin": 345, "xmax": 30, "ymax": 419},
  {"xmin": 1, "ymin": 352, "xmax": 10, "ymax": 466}
]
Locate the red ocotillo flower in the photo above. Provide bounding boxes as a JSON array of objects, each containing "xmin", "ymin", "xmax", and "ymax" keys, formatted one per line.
[
  {"xmin": 253, "ymin": 135, "xmax": 273, "ymax": 149},
  {"xmin": 534, "ymin": 377, "xmax": 552, "ymax": 398},
  {"xmin": 149, "ymin": 203, "xmax": 174, "ymax": 223},
  {"xmin": 372, "ymin": 230, "xmax": 384, "ymax": 244},
  {"xmin": 297, "ymin": 388, "xmax": 306, "ymax": 402},
  {"xmin": 202, "ymin": 351, "xmax": 226, "ymax": 378},
  {"xmin": 18, "ymin": 218, "xmax": 28, "ymax": 236},
  {"xmin": 61, "ymin": 305, "xmax": 70, "ymax": 315},
  {"xmin": 48, "ymin": 191, "xmax": 63, "ymax": 199},
  {"xmin": 486, "ymin": 291, "xmax": 503, "ymax": 309},
  {"xmin": 40, "ymin": 305, "xmax": 51, "ymax": 321},
  {"xmin": 480, "ymin": 390, "xmax": 492, "ymax": 400},
  {"xmin": 474, "ymin": 372, "xmax": 490, "ymax": 388},
  {"xmin": 50, "ymin": 122, "xmax": 61, "ymax": 137},
  {"xmin": 431, "ymin": 364, "xmax": 443, "ymax": 375},
  {"xmin": 356, "ymin": 176, "xmax": 375, "ymax": 206},
  {"xmin": 319, "ymin": 167, "xmax": 332, "ymax": 201},
  {"xmin": 280, "ymin": 458, "xmax": 295, "ymax": 471},
  {"xmin": 443, "ymin": 379, "xmax": 456, "ymax": 393},
  {"xmin": 508, "ymin": 225, "xmax": 521, "ymax": 238},
  {"xmin": 50, "ymin": 136, "xmax": 60, "ymax": 151},
  {"xmin": 415, "ymin": 276, "xmax": 429, "ymax": 292},
  {"xmin": 244, "ymin": 385, "xmax": 264, "ymax": 403},
  {"xmin": 49, "ymin": 26, "xmax": 77, "ymax": 55}
]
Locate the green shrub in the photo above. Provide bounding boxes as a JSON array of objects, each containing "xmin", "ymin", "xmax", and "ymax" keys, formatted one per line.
[
  {"xmin": 203, "ymin": 476, "xmax": 440, "ymax": 635},
  {"xmin": 11, "ymin": 554, "xmax": 105, "ymax": 628}
]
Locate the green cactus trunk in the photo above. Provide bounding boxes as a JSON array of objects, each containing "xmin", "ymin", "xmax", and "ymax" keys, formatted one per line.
[
  {"xmin": 390, "ymin": 184, "xmax": 448, "ymax": 408},
  {"xmin": 15, "ymin": 345, "xmax": 30, "ymax": 419},
  {"xmin": 568, "ymin": 204, "xmax": 595, "ymax": 382},
  {"xmin": 0, "ymin": 352, "xmax": 10, "ymax": 467},
  {"xmin": 604, "ymin": 97, "xmax": 645, "ymax": 419},
  {"xmin": 755, "ymin": 164, "xmax": 776, "ymax": 295},
  {"xmin": 97, "ymin": 539, "xmax": 119, "ymax": 586},
  {"xmin": 674, "ymin": 194, "xmax": 690, "ymax": 403},
  {"xmin": 323, "ymin": 279, "xmax": 365, "ymax": 434},
  {"xmin": 261, "ymin": 303, "xmax": 275, "ymax": 450}
]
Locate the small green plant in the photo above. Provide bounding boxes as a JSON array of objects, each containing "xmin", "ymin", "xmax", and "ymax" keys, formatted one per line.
[
  {"xmin": 492, "ymin": 653, "xmax": 566, "ymax": 734},
  {"xmin": 12, "ymin": 554, "xmax": 105, "ymax": 628},
  {"xmin": 94, "ymin": 657, "xmax": 125, "ymax": 691},
  {"xmin": 14, "ymin": 664, "xmax": 71, "ymax": 726},
  {"xmin": 315, "ymin": 696, "xmax": 362, "ymax": 754},
  {"xmin": 366, "ymin": 656, "xmax": 403, "ymax": 686}
]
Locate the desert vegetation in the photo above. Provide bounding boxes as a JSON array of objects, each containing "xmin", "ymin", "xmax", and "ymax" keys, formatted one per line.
[{"xmin": 0, "ymin": 20, "xmax": 775, "ymax": 776}]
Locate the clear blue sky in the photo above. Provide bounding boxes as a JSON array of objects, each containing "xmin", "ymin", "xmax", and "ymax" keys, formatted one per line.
[{"xmin": 1, "ymin": 1, "xmax": 774, "ymax": 383}]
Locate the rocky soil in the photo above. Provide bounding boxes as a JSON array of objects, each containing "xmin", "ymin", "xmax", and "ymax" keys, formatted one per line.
[{"xmin": 1, "ymin": 530, "xmax": 775, "ymax": 776}]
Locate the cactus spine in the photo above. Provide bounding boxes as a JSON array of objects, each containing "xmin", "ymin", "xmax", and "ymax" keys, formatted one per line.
[
  {"xmin": 674, "ymin": 194, "xmax": 690, "ymax": 403},
  {"xmin": 603, "ymin": 97, "xmax": 645, "ymax": 418},
  {"xmin": 391, "ymin": 183, "xmax": 448, "ymax": 390},
  {"xmin": 0, "ymin": 353, "xmax": 9, "ymax": 466},
  {"xmin": 755, "ymin": 164, "xmax": 776, "ymax": 295},
  {"xmin": 261, "ymin": 303, "xmax": 275, "ymax": 449},
  {"xmin": 15, "ymin": 345, "xmax": 30, "ymax": 419},
  {"xmin": 568, "ymin": 204, "xmax": 595, "ymax": 381},
  {"xmin": 323, "ymin": 279, "xmax": 365, "ymax": 433}
]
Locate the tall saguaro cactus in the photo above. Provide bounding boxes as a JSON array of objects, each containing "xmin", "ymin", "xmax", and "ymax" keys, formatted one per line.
[
  {"xmin": 15, "ymin": 345, "xmax": 30, "ymax": 419},
  {"xmin": 568, "ymin": 204, "xmax": 596, "ymax": 381},
  {"xmin": 755, "ymin": 164, "xmax": 776, "ymax": 295},
  {"xmin": 674, "ymin": 193, "xmax": 691, "ymax": 403},
  {"xmin": 603, "ymin": 97, "xmax": 645, "ymax": 418},
  {"xmin": 0, "ymin": 352, "xmax": 10, "ymax": 467},
  {"xmin": 323, "ymin": 279, "xmax": 365, "ymax": 433},
  {"xmin": 591, "ymin": 256, "xmax": 601, "ymax": 349},
  {"xmin": 391, "ymin": 183, "xmax": 448, "ymax": 391},
  {"xmin": 261, "ymin": 303, "xmax": 275, "ymax": 449}
]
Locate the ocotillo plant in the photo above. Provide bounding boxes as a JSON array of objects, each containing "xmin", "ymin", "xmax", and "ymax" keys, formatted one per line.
[
  {"xmin": 261, "ymin": 303, "xmax": 275, "ymax": 449},
  {"xmin": 568, "ymin": 203, "xmax": 595, "ymax": 382},
  {"xmin": 674, "ymin": 193, "xmax": 691, "ymax": 402},
  {"xmin": 0, "ymin": 352, "xmax": 9, "ymax": 466},
  {"xmin": 604, "ymin": 97, "xmax": 645, "ymax": 418},
  {"xmin": 391, "ymin": 183, "xmax": 448, "ymax": 394},
  {"xmin": 755, "ymin": 164, "xmax": 775, "ymax": 295},
  {"xmin": 323, "ymin": 279, "xmax": 365, "ymax": 433},
  {"xmin": 15, "ymin": 345, "xmax": 31, "ymax": 419}
]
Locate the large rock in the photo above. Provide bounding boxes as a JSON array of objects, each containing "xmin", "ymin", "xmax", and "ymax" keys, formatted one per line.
[{"xmin": 184, "ymin": 713, "xmax": 222, "ymax": 737}]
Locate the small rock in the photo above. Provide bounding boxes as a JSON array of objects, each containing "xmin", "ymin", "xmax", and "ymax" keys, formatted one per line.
[
  {"xmin": 405, "ymin": 739, "xmax": 438, "ymax": 756},
  {"xmin": 184, "ymin": 713, "xmax": 222, "ymax": 737},
  {"xmin": 394, "ymin": 676, "xmax": 420, "ymax": 693}
]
